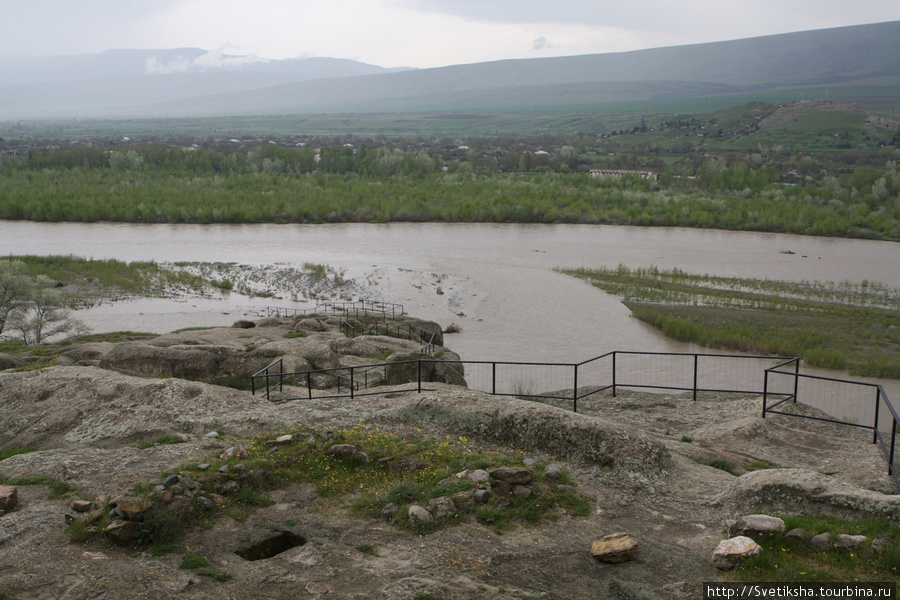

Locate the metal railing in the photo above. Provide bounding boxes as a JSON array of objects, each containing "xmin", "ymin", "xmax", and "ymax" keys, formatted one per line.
[
  {"xmin": 763, "ymin": 360, "xmax": 899, "ymax": 490},
  {"xmin": 339, "ymin": 319, "xmax": 436, "ymax": 355},
  {"xmin": 250, "ymin": 350, "xmax": 898, "ymax": 489},
  {"xmin": 266, "ymin": 300, "xmax": 404, "ymax": 320}
]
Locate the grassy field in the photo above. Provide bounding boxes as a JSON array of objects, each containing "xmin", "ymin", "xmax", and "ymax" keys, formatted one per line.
[{"xmin": 561, "ymin": 265, "xmax": 900, "ymax": 379}]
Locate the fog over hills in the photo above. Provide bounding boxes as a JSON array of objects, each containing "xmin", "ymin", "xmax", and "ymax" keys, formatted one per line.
[{"xmin": 1, "ymin": 20, "xmax": 899, "ymax": 119}]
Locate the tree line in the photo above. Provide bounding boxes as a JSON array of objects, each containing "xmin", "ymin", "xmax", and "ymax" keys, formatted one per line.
[{"xmin": 0, "ymin": 141, "xmax": 897, "ymax": 240}]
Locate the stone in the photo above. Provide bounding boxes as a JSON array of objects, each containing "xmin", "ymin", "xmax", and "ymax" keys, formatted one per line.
[
  {"xmin": 835, "ymin": 534, "xmax": 867, "ymax": 549},
  {"xmin": 162, "ymin": 474, "xmax": 181, "ymax": 488},
  {"xmin": 202, "ymin": 431, "xmax": 219, "ymax": 439},
  {"xmin": 0, "ymin": 486, "xmax": 17, "ymax": 512},
  {"xmin": 513, "ymin": 485, "xmax": 532, "ymax": 498},
  {"xmin": 490, "ymin": 467, "xmax": 533, "ymax": 485},
  {"xmin": 545, "ymin": 464, "xmax": 564, "ymax": 479},
  {"xmin": 810, "ymin": 533, "xmax": 834, "ymax": 551},
  {"xmin": 104, "ymin": 520, "xmax": 142, "ymax": 546},
  {"xmin": 408, "ymin": 505, "xmax": 433, "ymax": 526},
  {"xmin": 467, "ymin": 469, "xmax": 490, "ymax": 483},
  {"xmin": 275, "ymin": 434, "xmax": 293, "ymax": 443},
  {"xmin": 557, "ymin": 484, "xmax": 575, "ymax": 493},
  {"xmin": 115, "ymin": 497, "xmax": 153, "ymax": 521},
  {"xmin": 869, "ymin": 537, "xmax": 895, "ymax": 556},
  {"xmin": 590, "ymin": 533, "xmax": 639, "ymax": 563},
  {"xmin": 71, "ymin": 500, "xmax": 93, "ymax": 513},
  {"xmin": 784, "ymin": 528, "xmax": 812, "ymax": 549},
  {"xmin": 427, "ymin": 496, "xmax": 457, "ymax": 520},
  {"xmin": 473, "ymin": 490, "xmax": 492, "ymax": 504},
  {"xmin": 197, "ymin": 463, "xmax": 211, "ymax": 471},
  {"xmin": 326, "ymin": 444, "xmax": 361, "ymax": 458},
  {"xmin": 197, "ymin": 496, "xmax": 216, "ymax": 511},
  {"xmin": 728, "ymin": 514, "xmax": 785, "ymax": 538},
  {"xmin": 381, "ymin": 503, "xmax": 400, "ymax": 520},
  {"xmin": 233, "ymin": 320, "xmax": 256, "ymax": 329},
  {"xmin": 712, "ymin": 536, "xmax": 762, "ymax": 570},
  {"xmin": 220, "ymin": 445, "xmax": 248, "ymax": 460}
]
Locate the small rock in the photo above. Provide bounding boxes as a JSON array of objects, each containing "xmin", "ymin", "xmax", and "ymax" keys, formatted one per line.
[
  {"xmin": 591, "ymin": 532, "xmax": 639, "ymax": 563},
  {"xmin": 544, "ymin": 464, "xmax": 563, "ymax": 479},
  {"xmin": 512, "ymin": 485, "xmax": 532, "ymax": 498},
  {"xmin": 728, "ymin": 514, "xmax": 785, "ymax": 538},
  {"xmin": 71, "ymin": 500, "xmax": 93, "ymax": 513},
  {"xmin": 408, "ymin": 505, "xmax": 434, "ymax": 526},
  {"xmin": 810, "ymin": 533, "xmax": 834, "ymax": 551},
  {"xmin": 161, "ymin": 491, "xmax": 175, "ymax": 504},
  {"xmin": 115, "ymin": 497, "xmax": 153, "ymax": 521},
  {"xmin": 0, "ymin": 486, "xmax": 18, "ymax": 512},
  {"xmin": 197, "ymin": 496, "xmax": 216, "ymax": 511},
  {"xmin": 197, "ymin": 463, "xmax": 211, "ymax": 471},
  {"xmin": 427, "ymin": 496, "xmax": 457, "ymax": 520},
  {"xmin": 835, "ymin": 534, "xmax": 867, "ymax": 549},
  {"xmin": 712, "ymin": 536, "xmax": 762, "ymax": 570},
  {"xmin": 104, "ymin": 520, "xmax": 142, "ymax": 546},
  {"xmin": 523, "ymin": 458, "xmax": 539, "ymax": 466},
  {"xmin": 381, "ymin": 503, "xmax": 400, "ymax": 520},
  {"xmin": 556, "ymin": 484, "xmax": 575, "ymax": 493},
  {"xmin": 467, "ymin": 469, "xmax": 490, "ymax": 483},
  {"xmin": 305, "ymin": 582, "xmax": 329, "ymax": 595},
  {"xmin": 784, "ymin": 528, "xmax": 812, "ymax": 549},
  {"xmin": 275, "ymin": 434, "xmax": 293, "ymax": 443},
  {"xmin": 203, "ymin": 431, "xmax": 220, "ymax": 439},
  {"xmin": 473, "ymin": 489, "xmax": 492, "ymax": 504},
  {"xmin": 162, "ymin": 474, "xmax": 181, "ymax": 488},
  {"xmin": 490, "ymin": 467, "xmax": 533, "ymax": 485},
  {"xmin": 222, "ymin": 481, "xmax": 240, "ymax": 495},
  {"xmin": 219, "ymin": 445, "xmax": 247, "ymax": 460},
  {"xmin": 869, "ymin": 537, "xmax": 895, "ymax": 556}
]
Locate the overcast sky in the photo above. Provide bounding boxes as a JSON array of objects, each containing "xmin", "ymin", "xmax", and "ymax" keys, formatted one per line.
[{"xmin": 4, "ymin": 0, "xmax": 900, "ymax": 68}]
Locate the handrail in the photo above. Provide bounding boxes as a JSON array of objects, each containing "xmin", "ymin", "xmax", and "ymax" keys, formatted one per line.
[
  {"xmin": 339, "ymin": 319, "xmax": 436, "ymax": 354},
  {"xmin": 266, "ymin": 301, "xmax": 404, "ymax": 320},
  {"xmin": 250, "ymin": 350, "xmax": 898, "ymax": 491}
]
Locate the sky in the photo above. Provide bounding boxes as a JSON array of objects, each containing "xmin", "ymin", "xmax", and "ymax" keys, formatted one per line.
[{"xmin": 4, "ymin": 0, "xmax": 900, "ymax": 69}]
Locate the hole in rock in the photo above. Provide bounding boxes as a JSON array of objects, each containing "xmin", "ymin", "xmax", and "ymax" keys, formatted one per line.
[{"xmin": 236, "ymin": 531, "xmax": 306, "ymax": 561}]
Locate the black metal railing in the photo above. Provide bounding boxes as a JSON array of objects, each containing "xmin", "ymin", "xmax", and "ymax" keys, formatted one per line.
[
  {"xmin": 339, "ymin": 319, "xmax": 436, "ymax": 355},
  {"xmin": 250, "ymin": 350, "xmax": 898, "ymax": 489},
  {"xmin": 266, "ymin": 300, "xmax": 404, "ymax": 320},
  {"xmin": 763, "ymin": 360, "xmax": 899, "ymax": 490}
]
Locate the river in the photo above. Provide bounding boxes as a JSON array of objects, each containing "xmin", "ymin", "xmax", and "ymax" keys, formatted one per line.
[
  {"xmin": 1, "ymin": 221, "xmax": 897, "ymax": 365},
  {"xmin": 3, "ymin": 220, "xmax": 898, "ymax": 453}
]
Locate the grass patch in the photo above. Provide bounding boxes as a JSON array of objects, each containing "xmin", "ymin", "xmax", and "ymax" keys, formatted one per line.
[
  {"xmin": 744, "ymin": 459, "xmax": 782, "ymax": 471},
  {"xmin": 690, "ymin": 456, "xmax": 738, "ymax": 475},
  {"xmin": 0, "ymin": 448, "xmax": 34, "ymax": 461},
  {"xmin": 180, "ymin": 553, "xmax": 210, "ymax": 569},
  {"xmin": 680, "ymin": 436, "xmax": 693, "ymax": 443},
  {"xmin": 284, "ymin": 330, "xmax": 308, "ymax": 338},
  {"xmin": 561, "ymin": 265, "xmax": 900, "ymax": 378},
  {"xmin": 731, "ymin": 515, "xmax": 900, "ymax": 583},
  {"xmin": 197, "ymin": 569, "xmax": 232, "ymax": 582},
  {"xmin": 135, "ymin": 434, "xmax": 184, "ymax": 449},
  {"xmin": 0, "ymin": 475, "xmax": 77, "ymax": 499}
]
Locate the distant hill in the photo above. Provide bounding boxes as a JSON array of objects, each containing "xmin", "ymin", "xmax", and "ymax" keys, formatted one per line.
[{"xmin": 1, "ymin": 21, "xmax": 899, "ymax": 120}]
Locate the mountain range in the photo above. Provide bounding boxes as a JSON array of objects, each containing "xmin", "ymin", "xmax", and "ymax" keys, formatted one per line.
[{"xmin": 1, "ymin": 20, "xmax": 899, "ymax": 120}]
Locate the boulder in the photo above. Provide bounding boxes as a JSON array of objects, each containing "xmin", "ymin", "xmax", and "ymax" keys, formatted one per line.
[
  {"xmin": 408, "ymin": 505, "xmax": 433, "ymax": 526},
  {"xmin": 114, "ymin": 497, "xmax": 153, "ymax": 521},
  {"xmin": 835, "ymin": 534, "xmax": 867, "ymax": 549},
  {"xmin": 427, "ymin": 496, "xmax": 457, "ymax": 520},
  {"xmin": 712, "ymin": 536, "xmax": 762, "ymax": 570},
  {"xmin": 0, "ymin": 353, "xmax": 26, "ymax": 370},
  {"xmin": 784, "ymin": 528, "xmax": 812, "ymax": 549},
  {"xmin": 490, "ymin": 467, "xmax": 533, "ymax": 485},
  {"xmin": 728, "ymin": 514, "xmax": 785, "ymax": 538},
  {"xmin": 591, "ymin": 533, "xmax": 639, "ymax": 563},
  {"xmin": 810, "ymin": 533, "xmax": 834, "ymax": 551},
  {"xmin": 104, "ymin": 520, "xmax": 142, "ymax": 546},
  {"xmin": 0, "ymin": 485, "xmax": 18, "ymax": 511}
]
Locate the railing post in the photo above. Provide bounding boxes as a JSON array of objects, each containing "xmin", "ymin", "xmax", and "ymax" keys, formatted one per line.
[
  {"xmin": 492, "ymin": 362, "xmax": 496, "ymax": 395},
  {"xmin": 762, "ymin": 369, "xmax": 768, "ymax": 419},
  {"xmin": 573, "ymin": 363, "xmax": 579, "ymax": 413},
  {"xmin": 307, "ymin": 372, "xmax": 312, "ymax": 401},
  {"xmin": 612, "ymin": 352, "xmax": 617, "ymax": 398},
  {"xmin": 692, "ymin": 354, "xmax": 699, "ymax": 401},
  {"xmin": 793, "ymin": 358, "xmax": 800, "ymax": 403},
  {"xmin": 350, "ymin": 367, "xmax": 355, "ymax": 399},
  {"xmin": 251, "ymin": 371, "xmax": 256, "ymax": 396},
  {"xmin": 417, "ymin": 361, "xmax": 422, "ymax": 393},
  {"xmin": 874, "ymin": 387, "xmax": 882, "ymax": 444},
  {"xmin": 891, "ymin": 421, "xmax": 898, "ymax": 477}
]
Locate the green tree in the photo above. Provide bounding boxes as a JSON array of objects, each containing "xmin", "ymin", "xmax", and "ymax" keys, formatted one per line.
[{"xmin": 9, "ymin": 275, "xmax": 90, "ymax": 345}]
